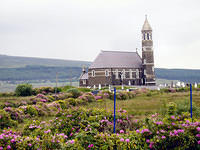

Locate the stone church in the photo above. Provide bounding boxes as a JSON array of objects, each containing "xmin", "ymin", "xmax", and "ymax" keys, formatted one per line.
[{"xmin": 80, "ymin": 16, "xmax": 156, "ymax": 87}]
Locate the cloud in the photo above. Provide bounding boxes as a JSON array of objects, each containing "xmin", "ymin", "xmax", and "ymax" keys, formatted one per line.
[{"xmin": 0, "ymin": 0, "xmax": 200, "ymax": 69}]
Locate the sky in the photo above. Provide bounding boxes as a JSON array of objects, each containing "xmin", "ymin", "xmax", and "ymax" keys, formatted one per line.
[{"xmin": 0, "ymin": 0, "xmax": 200, "ymax": 69}]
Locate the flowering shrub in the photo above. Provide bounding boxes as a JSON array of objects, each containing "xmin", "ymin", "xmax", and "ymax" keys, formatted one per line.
[
  {"xmin": 0, "ymin": 110, "xmax": 17, "ymax": 129},
  {"xmin": 66, "ymin": 88, "xmax": 81, "ymax": 98},
  {"xmin": 78, "ymin": 92, "xmax": 96, "ymax": 102},
  {"xmin": 1, "ymin": 107, "xmax": 200, "ymax": 149},
  {"xmin": 4, "ymin": 107, "xmax": 25, "ymax": 123}
]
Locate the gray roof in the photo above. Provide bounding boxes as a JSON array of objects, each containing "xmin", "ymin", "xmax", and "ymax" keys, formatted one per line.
[
  {"xmin": 80, "ymin": 73, "xmax": 88, "ymax": 79},
  {"xmin": 89, "ymin": 51, "xmax": 142, "ymax": 69},
  {"xmin": 142, "ymin": 16, "xmax": 152, "ymax": 31}
]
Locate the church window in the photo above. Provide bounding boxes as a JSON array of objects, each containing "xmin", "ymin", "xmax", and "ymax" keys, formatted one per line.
[
  {"xmin": 92, "ymin": 70, "xmax": 95, "ymax": 77},
  {"xmin": 144, "ymin": 59, "xmax": 146, "ymax": 64},
  {"xmin": 115, "ymin": 69, "xmax": 118, "ymax": 79},
  {"xmin": 143, "ymin": 33, "xmax": 146, "ymax": 40},
  {"xmin": 136, "ymin": 69, "xmax": 139, "ymax": 79},
  {"xmin": 147, "ymin": 33, "xmax": 149, "ymax": 40},
  {"xmin": 144, "ymin": 69, "xmax": 146, "ymax": 76},
  {"xmin": 105, "ymin": 69, "xmax": 109, "ymax": 77},
  {"xmin": 122, "ymin": 69, "xmax": 126, "ymax": 79},
  {"xmin": 83, "ymin": 79, "xmax": 86, "ymax": 85},
  {"xmin": 150, "ymin": 33, "xmax": 152, "ymax": 40},
  {"xmin": 129, "ymin": 69, "xmax": 132, "ymax": 79}
]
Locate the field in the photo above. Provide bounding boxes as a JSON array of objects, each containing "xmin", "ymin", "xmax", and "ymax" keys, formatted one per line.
[
  {"xmin": 1, "ymin": 86, "xmax": 200, "ymax": 149},
  {"xmin": 87, "ymin": 91, "xmax": 200, "ymax": 117}
]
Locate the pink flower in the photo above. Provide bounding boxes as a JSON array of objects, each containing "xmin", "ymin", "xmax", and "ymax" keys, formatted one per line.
[
  {"xmin": 136, "ymin": 129, "xmax": 140, "ymax": 133},
  {"xmin": 11, "ymin": 139, "xmax": 15, "ymax": 143},
  {"xmin": 88, "ymin": 144, "xmax": 94, "ymax": 148},
  {"xmin": 161, "ymin": 136, "xmax": 166, "ymax": 139},
  {"xmin": 198, "ymin": 140, "xmax": 200, "ymax": 144},
  {"xmin": 149, "ymin": 142, "xmax": 154, "ymax": 149},
  {"xmin": 146, "ymin": 139, "xmax": 150, "ymax": 143},
  {"xmin": 171, "ymin": 122, "xmax": 175, "ymax": 126},
  {"xmin": 28, "ymin": 144, "xmax": 32, "ymax": 147},
  {"xmin": 197, "ymin": 127, "xmax": 200, "ymax": 132},
  {"xmin": 7, "ymin": 145, "xmax": 11, "ymax": 149},
  {"xmin": 186, "ymin": 120, "xmax": 190, "ymax": 123},
  {"xmin": 156, "ymin": 121, "xmax": 163, "ymax": 125},
  {"xmin": 70, "ymin": 140, "xmax": 75, "ymax": 144},
  {"xmin": 171, "ymin": 115, "xmax": 175, "ymax": 119},
  {"xmin": 120, "ymin": 138, "xmax": 124, "ymax": 142},
  {"xmin": 196, "ymin": 134, "xmax": 200, "ymax": 137},
  {"xmin": 120, "ymin": 130, "xmax": 124, "ymax": 134},
  {"xmin": 125, "ymin": 139, "xmax": 130, "ymax": 143},
  {"xmin": 0, "ymin": 147, "xmax": 3, "ymax": 150}
]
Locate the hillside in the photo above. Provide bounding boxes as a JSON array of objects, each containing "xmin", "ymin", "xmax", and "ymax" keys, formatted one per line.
[
  {"xmin": 0, "ymin": 54, "xmax": 91, "ymax": 68},
  {"xmin": 0, "ymin": 54, "xmax": 200, "ymax": 83}
]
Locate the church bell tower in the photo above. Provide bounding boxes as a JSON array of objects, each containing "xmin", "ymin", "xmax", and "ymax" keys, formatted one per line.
[{"xmin": 142, "ymin": 15, "xmax": 156, "ymax": 85}]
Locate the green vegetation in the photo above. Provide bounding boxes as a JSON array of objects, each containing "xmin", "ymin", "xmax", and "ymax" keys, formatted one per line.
[
  {"xmin": 15, "ymin": 84, "xmax": 33, "ymax": 96},
  {"xmin": 0, "ymin": 87, "xmax": 200, "ymax": 149}
]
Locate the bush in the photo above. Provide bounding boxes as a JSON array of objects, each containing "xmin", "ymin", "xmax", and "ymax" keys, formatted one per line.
[
  {"xmin": 4, "ymin": 107, "xmax": 25, "ymax": 123},
  {"xmin": 0, "ymin": 109, "xmax": 17, "ymax": 129},
  {"xmin": 15, "ymin": 84, "xmax": 33, "ymax": 96},
  {"xmin": 78, "ymin": 92, "xmax": 96, "ymax": 102},
  {"xmin": 23, "ymin": 105, "xmax": 38, "ymax": 116},
  {"xmin": 66, "ymin": 88, "xmax": 81, "ymax": 98},
  {"xmin": 167, "ymin": 102, "xmax": 177, "ymax": 115},
  {"xmin": 78, "ymin": 87, "xmax": 91, "ymax": 93},
  {"xmin": 61, "ymin": 85, "xmax": 75, "ymax": 92}
]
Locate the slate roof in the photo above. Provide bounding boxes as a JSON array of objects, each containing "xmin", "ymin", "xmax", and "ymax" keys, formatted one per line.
[
  {"xmin": 89, "ymin": 51, "xmax": 142, "ymax": 69},
  {"xmin": 80, "ymin": 72, "xmax": 88, "ymax": 79},
  {"xmin": 142, "ymin": 16, "xmax": 152, "ymax": 31}
]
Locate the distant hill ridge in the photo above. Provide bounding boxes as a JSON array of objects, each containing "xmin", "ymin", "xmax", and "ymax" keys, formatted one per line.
[
  {"xmin": 0, "ymin": 54, "xmax": 200, "ymax": 83},
  {"xmin": 0, "ymin": 54, "xmax": 91, "ymax": 68}
]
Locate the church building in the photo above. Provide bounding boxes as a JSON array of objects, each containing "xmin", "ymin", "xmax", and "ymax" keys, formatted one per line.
[{"xmin": 80, "ymin": 16, "xmax": 156, "ymax": 87}]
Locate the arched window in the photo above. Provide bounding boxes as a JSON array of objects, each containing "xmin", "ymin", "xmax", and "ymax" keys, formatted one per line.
[
  {"xmin": 129, "ymin": 69, "xmax": 132, "ymax": 79},
  {"xmin": 143, "ymin": 59, "xmax": 146, "ymax": 64},
  {"xmin": 143, "ymin": 33, "xmax": 146, "ymax": 40},
  {"xmin": 123, "ymin": 69, "xmax": 126, "ymax": 79},
  {"xmin": 147, "ymin": 33, "xmax": 149, "ymax": 40},
  {"xmin": 150, "ymin": 33, "xmax": 152, "ymax": 40},
  {"xmin": 144, "ymin": 69, "xmax": 146, "ymax": 76},
  {"xmin": 105, "ymin": 69, "xmax": 109, "ymax": 77},
  {"xmin": 92, "ymin": 70, "xmax": 95, "ymax": 77},
  {"xmin": 115, "ymin": 69, "xmax": 118, "ymax": 79},
  {"xmin": 136, "ymin": 69, "xmax": 139, "ymax": 79}
]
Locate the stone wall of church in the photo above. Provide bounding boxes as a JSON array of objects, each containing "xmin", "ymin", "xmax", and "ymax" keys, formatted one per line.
[{"xmin": 87, "ymin": 68, "xmax": 143, "ymax": 87}]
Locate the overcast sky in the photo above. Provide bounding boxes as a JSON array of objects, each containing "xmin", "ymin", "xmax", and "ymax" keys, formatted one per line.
[{"xmin": 0, "ymin": 0, "xmax": 200, "ymax": 69}]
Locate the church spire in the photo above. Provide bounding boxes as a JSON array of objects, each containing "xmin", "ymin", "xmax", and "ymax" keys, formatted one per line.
[{"xmin": 142, "ymin": 15, "xmax": 152, "ymax": 31}]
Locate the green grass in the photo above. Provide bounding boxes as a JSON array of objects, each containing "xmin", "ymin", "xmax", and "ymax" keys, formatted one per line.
[{"xmin": 86, "ymin": 91, "xmax": 200, "ymax": 118}]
